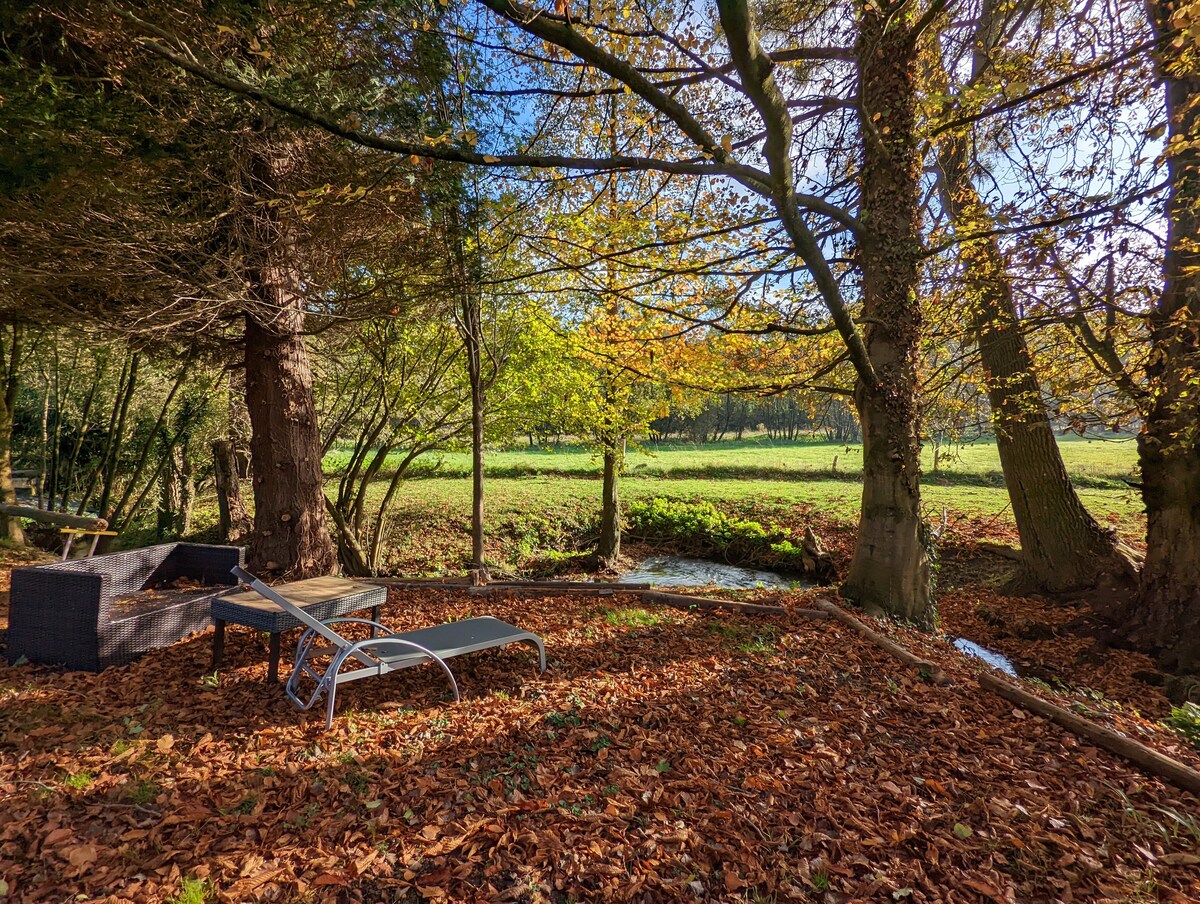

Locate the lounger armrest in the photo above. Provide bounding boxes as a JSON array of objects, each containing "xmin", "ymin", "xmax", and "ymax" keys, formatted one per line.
[{"xmin": 332, "ymin": 636, "xmax": 461, "ymax": 703}]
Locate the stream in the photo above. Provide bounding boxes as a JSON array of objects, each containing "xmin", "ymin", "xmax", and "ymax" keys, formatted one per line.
[
  {"xmin": 619, "ymin": 555, "xmax": 808, "ymax": 590},
  {"xmin": 952, "ymin": 638, "xmax": 1019, "ymax": 676},
  {"xmin": 619, "ymin": 556, "xmax": 1021, "ymax": 677}
]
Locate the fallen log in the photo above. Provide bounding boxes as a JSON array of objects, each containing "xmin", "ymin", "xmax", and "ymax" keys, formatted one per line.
[
  {"xmin": 487, "ymin": 579, "xmax": 651, "ymax": 591},
  {"xmin": 467, "ymin": 585, "xmax": 631, "ymax": 597},
  {"xmin": 642, "ymin": 589, "xmax": 796, "ymax": 617},
  {"xmin": 370, "ymin": 576, "xmax": 472, "ymax": 586},
  {"xmin": 977, "ymin": 671, "xmax": 1200, "ymax": 797},
  {"xmin": 464, "ymin": 582, "xmax": 828, "ymax": 619},
  {"xmin": 978, "ymin": 541, "xmax": 1023, "ymax": 561},
  {"xmin": 815, "ymin": 598, "xmax": 951, "ymax": 685},
  {"xmin": 0, "ymin": 504, "xmax": 106, "ymax": 531}
]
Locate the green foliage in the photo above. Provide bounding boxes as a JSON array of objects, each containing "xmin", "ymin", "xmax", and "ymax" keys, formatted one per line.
[
  {"xmin": 506, "ymin": 509, "xmax": 593, "ymax": 563},
  {"xmin": 625, "ymin": 497, "xmax": 806, "ymax": 569},
  {"xmin": 125, "ymin": 778, "xmax": 159, "ymax": 805},
  {"xmin": 736, "ymin": 629, "xmax": 779, "ymax": 655},
  {"xmin": 333, "ymin": 436, "xmax": 1142, "ymax": 575},
  {"xmin": 323, "ymin": 434, "xmax": 1139, "ymax": 487},
  {"xmin": 544, "ymin": 709, "xmax": 582, "ymax": 730},
  {"xmin": 1166, "ymin": 702, "xmax": 1200, "ymax": 749},
  {"xmin": 63, "ymin": 770, "xmax": 93, "ymax": 790},
  {"xmin": 167, "ymin": 877, "xmax": 213, "ymax": 904},
  {"xmin": 602, "ymin": 607, "xmax": 670, "ymax": 628}
]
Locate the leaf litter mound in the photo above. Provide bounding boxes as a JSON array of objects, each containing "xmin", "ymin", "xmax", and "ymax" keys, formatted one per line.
[{"xmin": 1, "ymin": 586, "xmax": 1198, "ymax": 903}]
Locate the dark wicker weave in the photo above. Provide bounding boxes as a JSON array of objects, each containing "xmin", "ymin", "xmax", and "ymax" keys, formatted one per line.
[
  {"xmin": 211, "ymin": 580, "xmax": 386, "ymax": 633},
  {"xmin": 6, "ymin": 543, "xmax": 244, "ymax": 671}
]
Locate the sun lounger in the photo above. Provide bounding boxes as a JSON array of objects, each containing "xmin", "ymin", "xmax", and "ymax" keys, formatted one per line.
[{"xmin": 230, "ymin": 567, "xmax": 545, "ymax": 727}]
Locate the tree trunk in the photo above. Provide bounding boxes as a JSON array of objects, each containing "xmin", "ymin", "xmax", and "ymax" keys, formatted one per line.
[
  {"xmin": 840, "ymin": 4, "xmax": 931, "ymax": 623},
  {"xmin": 325, "ymin": 496, "xmax": 372, "ymax": 577},
  {"xmin": 465, "ymin": 303, "xmax": 488, "ymax": 577},
  {"xmin": 931, "ymin": 1, "xmax": 1134, "ymax": 596},
  {"xmin": 596, "ymin": 438, "xmax": 623, "ymax": 569},
  {"xmin": 93, "ymin": 352, "xmax": 138, "ymax": 519},
  {"xmin": 845, "ymin": 388, "xmax": 930, "ymax": 620},
  {"xmin": 947, "ymin": 234, "xmax": 1131, "ymax": 597},
  {"xmin": 245, "ymin": 312, "xmax": 335, "ymax": 579},
  {"xmin": 212, "ymin": 438, "xmax": 251, "ymax": 543},
  {"xmin": 57, "ymin": 354, "xmax": 100, "ymax": 512},
  {"xmin": 241, "ymin": 137, "xmax": 335, "ymax": 580},
  {"xmin": 178, "ymin": 442, "xmax": 195, "ymax": 536},
  {"xmin": 158, "ymin": 448, "xmax": 183, "ymax": 541},
  {"xmin": 1127, "ymin": 0, "xmax": 1200, "ymax": 672},
  {"xmin": 0, "ymin": 401, "xmax": 23, "ymax": 545},
  {"xmin": 77, "ymin": 352, "xmax": 135, "ymax": 517},
  {"xmin": 0, "ymin": 324, "xmax": 24, "ymax": 543},
  {"xmin": 469, "ymin": 382, "xmax": 486, "ymax": 575},
  {"xmin": 37, "ymin": 372, "xmax": 49, "ymax": 511}
]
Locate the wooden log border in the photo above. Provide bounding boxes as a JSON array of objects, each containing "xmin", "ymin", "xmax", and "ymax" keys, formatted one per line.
[
  {"xmin": 978, "ymin": 671, "xmax": 1200, "ymax": 797},
  {"xmin": 815, "ymin": 598, "xmax": 951, "ymax": 685}
]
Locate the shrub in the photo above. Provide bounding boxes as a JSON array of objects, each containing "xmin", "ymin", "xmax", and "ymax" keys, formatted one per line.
[
  {"xmin": 1167, "ymin": 702, "xmax": 1200, "ymax": 749},
  {"xmin": 624, "ymin": 497, "xmax": 808, "ymax": 570}
]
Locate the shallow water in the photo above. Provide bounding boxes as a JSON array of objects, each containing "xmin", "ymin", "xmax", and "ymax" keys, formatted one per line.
[
  {"xmin": 952, "ymin": 637, "xmax": 1019, "ymax": 676},
  {"xmin": 619, "ymin": 555, "xmax": 806, "ymax": 590}
]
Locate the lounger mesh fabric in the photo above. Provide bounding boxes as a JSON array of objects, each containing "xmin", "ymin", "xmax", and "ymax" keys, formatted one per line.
[{"xmin": 230, "ymin": 567, "xmax": 545, "ymax": 727}]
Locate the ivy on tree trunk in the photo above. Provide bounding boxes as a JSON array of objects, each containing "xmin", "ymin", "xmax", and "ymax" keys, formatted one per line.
[{"xmin": 840, "ymin": 0, "xmax": 931, "ymax": 622}]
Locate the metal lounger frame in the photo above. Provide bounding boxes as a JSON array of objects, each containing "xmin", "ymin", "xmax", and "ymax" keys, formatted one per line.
[{"xmin": 231, "ymin": 567, "xmax": 545, "ymax": 727}]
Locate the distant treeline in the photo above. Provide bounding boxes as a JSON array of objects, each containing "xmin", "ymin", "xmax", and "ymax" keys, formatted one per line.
[{"xmin": 650, "ymin": 394, "xmax": 864, "ymax": 444}]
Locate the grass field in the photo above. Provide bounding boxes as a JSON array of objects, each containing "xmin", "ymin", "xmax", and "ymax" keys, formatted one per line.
[
  {"xmin": 326, "ymin": 433, "xmax": 1140, "ymax": 487},
  {"xmin": 336, "ymin": 434, "xmax": 1144, "ymax": 574}
]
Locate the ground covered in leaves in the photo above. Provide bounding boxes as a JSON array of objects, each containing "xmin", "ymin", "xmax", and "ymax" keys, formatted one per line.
[{"xmin": 2, "ymin": 576, "xmax": 1199, "ymax": 904}]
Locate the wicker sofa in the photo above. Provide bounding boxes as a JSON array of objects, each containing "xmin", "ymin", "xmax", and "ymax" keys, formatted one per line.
[{"xmin": 6, "ymin": 543, "xmax": 244, "ymax": 671}]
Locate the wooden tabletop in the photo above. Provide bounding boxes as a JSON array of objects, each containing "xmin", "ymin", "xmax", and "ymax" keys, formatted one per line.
[{"xmin": 217, "ymin": 576, "xmax": 382, "ymax": 612}]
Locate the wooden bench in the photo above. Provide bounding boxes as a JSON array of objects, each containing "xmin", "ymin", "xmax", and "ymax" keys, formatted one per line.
[{"xmin": 211, "ymin": 576, "xmax": 387, "ymax": 682}]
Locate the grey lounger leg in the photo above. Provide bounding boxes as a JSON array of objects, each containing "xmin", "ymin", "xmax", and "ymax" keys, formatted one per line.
[{"xmin": 518, "ymin": 635, "xmax": 546, "ymax": 672}]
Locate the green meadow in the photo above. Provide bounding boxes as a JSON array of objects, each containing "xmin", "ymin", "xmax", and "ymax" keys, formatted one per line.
[{"xmin": 330, "ymin": 434, "xmax": 1144, "ymax": 573}]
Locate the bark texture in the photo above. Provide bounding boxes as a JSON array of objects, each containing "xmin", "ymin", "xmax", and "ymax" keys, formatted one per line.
[
  {"xmin": 0, "ymin": 325, "xmax": 23, "ymax": 544},
  {"xmin": 840, "ymin": 4, "xmax": 931, "ymax": 622},
  {"xmin": 596, "ymin": 441, "xmax": 622, "ymax": 569},
  {"xmin": 461, "ymin": 288, "xmax": 488, "ymax": 578},
  {"xmin": 241, "ymin": 137, "xmax": 335, "ymax": 580},
  {"xmin": 934, "ymin": 72, "xmax": 1134, "ymax": 595},
  {"xmin": 212, "ymin": 438, "xmax": 251, "ymax": 544},
  {"xmin": 245, "ymin": 311, "xmax": 335, "ymax": 579},
  {"xmin": 1128, "ymin": 0, "xmax": 1200, "ymax": 671}
]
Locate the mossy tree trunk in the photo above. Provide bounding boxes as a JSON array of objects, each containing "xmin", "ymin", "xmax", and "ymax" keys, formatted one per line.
[
  {"xmin": 0, "ymin": 324, "xmax": 24, "ymax": 544},
  {"xmin": 596, "ymin": 437, "xmax": 623, "ymax": 569},
  {"xmin": 931, "ymin": 2, "xmax": 1136, "ymax": 595}
]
